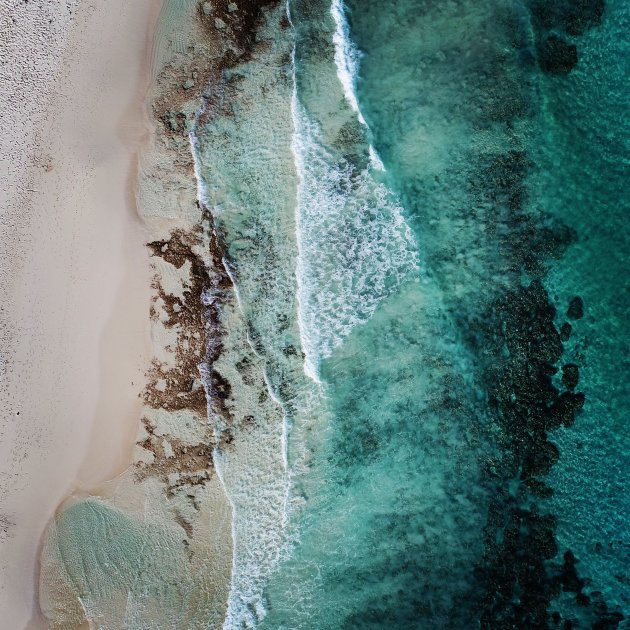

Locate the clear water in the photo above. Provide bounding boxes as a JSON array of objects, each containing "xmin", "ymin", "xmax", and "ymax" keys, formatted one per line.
[
  {"xmin": 41, "ymin": 498, "xmax": 223, "ymax": 629},
  {"xmin": 533, "ymin": 0, "xmax": 630, "ymax": 615}
]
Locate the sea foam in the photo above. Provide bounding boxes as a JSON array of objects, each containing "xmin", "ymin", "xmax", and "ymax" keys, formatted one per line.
[
  {"xmin": 331, "ymin": 0, "xmax": 385, "ymax": 171},
  {"xmin": 331, "ymin": 0, "xmax": 364, "ymax": 124},
  {"xmin": 291, "ymin": 89, "xmax": 419, "ymax": 379}
]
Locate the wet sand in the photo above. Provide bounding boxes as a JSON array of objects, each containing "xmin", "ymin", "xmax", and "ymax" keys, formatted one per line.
[{"xmin": 0, "ymin": 0, "xmax": 162, "ymax": 626}]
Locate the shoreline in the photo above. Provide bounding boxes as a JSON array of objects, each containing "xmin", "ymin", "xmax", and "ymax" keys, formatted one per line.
[
  {"xmin": 0, "ymin": 1, "xmax": 162, "ymax": 627},
  {"xmin": 18, "ymin": 0, "xmax": 292, "ymax": 629},
  {"xmin": 37, "ymin": 1, "xmax": 240, "ymax": 626}
]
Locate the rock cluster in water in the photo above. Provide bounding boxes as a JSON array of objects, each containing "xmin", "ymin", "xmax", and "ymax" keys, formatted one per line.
[
  {"xmin": 475, "ymin": 276, "xmax": 624, "ymax": 628},
  {"xmin": 528, "ymin": 0, "xmax": 606, "ymax": 75}
]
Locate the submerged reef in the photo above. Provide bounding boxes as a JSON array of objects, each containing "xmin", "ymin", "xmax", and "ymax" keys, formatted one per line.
[
  {"xmin": 528, "ymin": 0, "xmax": 606, "ymax": 74},
  {"xmin": 473, "ymin": 281, "xmax": 594, "ymax": 628}
]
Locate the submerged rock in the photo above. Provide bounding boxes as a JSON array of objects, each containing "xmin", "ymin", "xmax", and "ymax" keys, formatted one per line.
[
  {"xmin": 567, "ymin": 296, "xmax": 585, "ymax": 319},
  {"xmin": 563, "ymin": 0, "xmax": 606, "ymax": 35},
  {"xmin": 529, "ymin": 0, "xmax": 606, "ymax": 35},
  {"xmin": 562, "ymin": 363, "xmax": 580, "ymax": 390},
  {"xmin": 558, "ymin": 550, "xmax": 586, "ymax": 593},
  {"xmin": 538, "ymin": 35, "xmax": 579, "ymax": 74},
  {"xmin": 560, "ymin": 322, "xmax": 572, "ymax": 341},
  {"xmin": 552, "ymin": 391, "xmax": 586, "ymax": 428}
]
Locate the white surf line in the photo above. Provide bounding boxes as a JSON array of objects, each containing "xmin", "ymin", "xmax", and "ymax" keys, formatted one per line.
[
  {"xmin": 290, "ymin": 80, "xmax": 323, "ymax": 383},
  {"xmin": 330, "ymin": 0, "xmax": 364, "ymax": 124},
  {"xmin": 288, "ymin": 0, "xmax": 323, "ymax": 385},
  {"xmin": 330, "ymin": 0, "xmax": 385, "ymax": 171}
]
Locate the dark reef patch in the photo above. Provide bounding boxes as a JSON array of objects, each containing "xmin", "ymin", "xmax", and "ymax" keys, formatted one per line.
[
  {"xmin": 197, "ymin": 0, "xmax": 281, "ymax": 64},
  {"xmin": 470, "ymin": 279, "xmax": 622, "ymax": 627},
  {"xmin": 471, "ymin": 279, "xmax": 624, "ymax": 627},
  {"xmin": 465, "ymin": 102, "xmax": 621, "ymax": 624},
  {"xmin": 463, "ymin": 148, "xmax": 575, "ymax": 318},
  {"xmin": 561, "ymin": 364, "xmax": 580, "ymax": 390},
  {"xmin": 528, "ymin": 0, "xmax": 605, "ymax": 36},
  {"xmin": 538, "ymin": 35, "xmax": 579, "ymax": 74},
  {"xmin": 560, "ymin": 322, "xmax": 573, "ymax": 341},
  {"xmin": 567, "ymin": 296, "xmax": 585, "ymax": 320},
  {"xmin": 526, "ymin": 0, "xmax": 606, "ymax": 75},
  {"xmin": 473, "ymin": 282, "xmax": 571, "ymax": 627}
]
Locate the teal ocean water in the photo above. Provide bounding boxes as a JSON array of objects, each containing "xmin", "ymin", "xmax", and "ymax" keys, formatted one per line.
[
  {"xmin": 192, "ymin": 0, "xmax": 629, "ymax": 627},
  {"xmin": 192, "ymin": 0, "xmax": 630, "ymax": 627}
]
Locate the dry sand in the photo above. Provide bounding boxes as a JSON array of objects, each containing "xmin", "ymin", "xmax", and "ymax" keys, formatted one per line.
[{"xmin": 0, "ymin": 0, "xmax": 162, "ymax": 626}]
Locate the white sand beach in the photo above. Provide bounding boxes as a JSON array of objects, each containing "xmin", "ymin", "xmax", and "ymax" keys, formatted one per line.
[{"xmin": 0, "ymin": 1, "xmax": 161, "ymax": 626}]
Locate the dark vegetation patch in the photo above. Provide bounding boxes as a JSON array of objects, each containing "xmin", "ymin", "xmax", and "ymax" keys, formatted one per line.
[
  {"xmin": 139, "ymin": 207, "xmax": 237, "ymax": 487},
  {"xmin": 145, "ymin": 211, "xmax": 233, "ymax": 425},
  {"xmin": 154, "ymin": 0, "xmax": 284, "ymax": 145},
  {"xmin": 145, "ymin": 225, "xmax": 216, "ymax": 417},
  {"xmin": 136, "ymin": 416, "xmax": 214, "ymax": 496}
]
